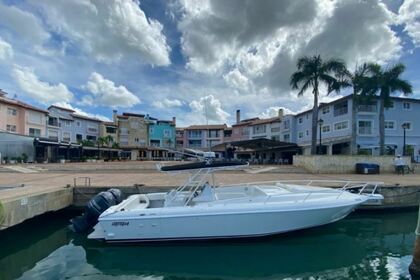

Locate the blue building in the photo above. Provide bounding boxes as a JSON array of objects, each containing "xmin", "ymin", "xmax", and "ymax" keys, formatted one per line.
[
  {"xmin": 47, "ymin": 105, "xmax": 101, "ymax": 143},
  {"xmin": 294, "ymin": 95, "xmax": 420, "ymax": 159},
  {"xmin": 148, "ymin": 117, "xmax": 176, "ymax": 149}
]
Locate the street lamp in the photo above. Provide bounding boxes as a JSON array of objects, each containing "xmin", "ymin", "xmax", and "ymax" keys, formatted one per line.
[
  {"xmin": 318, "ymin": 118, "xmax": 324, "ymax": 155},
  {"xmin": 402, "ymin": 122, "xmax": 409, "ymax": 156}
]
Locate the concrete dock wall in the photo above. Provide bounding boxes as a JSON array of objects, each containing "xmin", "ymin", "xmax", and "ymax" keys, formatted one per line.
[
  {"xmin": 293, "ymin": 155, "xmax": 411, "ymax": 174},
  {"xmin": 0, "ymin": 188, "xmax": 73, "ymax": 230}
]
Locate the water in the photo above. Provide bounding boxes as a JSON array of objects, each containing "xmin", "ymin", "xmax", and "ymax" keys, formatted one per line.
[{"xmin": 0, "ymin": 209, "xmax": 417, "ymax": 280}]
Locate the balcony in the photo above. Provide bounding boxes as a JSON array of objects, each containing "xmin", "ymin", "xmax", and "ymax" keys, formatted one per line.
[{"xmin": 358, "ymin": 105, "xmax": 377, "ymax": 113}]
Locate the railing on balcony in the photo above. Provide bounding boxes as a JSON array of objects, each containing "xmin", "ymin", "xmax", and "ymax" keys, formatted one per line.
[
  {"xmin": 358, "ymin": 104, "xmax": 377, "ymax": 113},
  {"xmin": 358, "ymin": 127, "xmax": 373, "ymax": 135}
]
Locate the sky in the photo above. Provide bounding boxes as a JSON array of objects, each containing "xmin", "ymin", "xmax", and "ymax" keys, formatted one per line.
[{"xmin": 0, "ymin": 0, "xmax": 419, "ymax": 126}]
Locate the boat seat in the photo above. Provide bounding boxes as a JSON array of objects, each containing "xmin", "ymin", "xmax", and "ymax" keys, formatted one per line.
[{"xmin": 193, "ymin": 183, "xmax": 215, "ymax": 202}]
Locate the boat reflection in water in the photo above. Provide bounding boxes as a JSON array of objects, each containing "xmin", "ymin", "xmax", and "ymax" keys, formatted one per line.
[{"xmin": 15, "ymin": 210, "xmax": 416, "ymax": 280}]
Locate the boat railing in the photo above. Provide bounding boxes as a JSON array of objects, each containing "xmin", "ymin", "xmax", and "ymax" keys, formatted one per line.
[{"xmin": 219, "ymin": 180, "xmax": 384, "ymax": 203}]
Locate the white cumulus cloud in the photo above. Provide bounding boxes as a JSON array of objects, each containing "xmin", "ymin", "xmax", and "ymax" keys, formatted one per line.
[
  {"xmin": 189, "ymin": 95, "xmax": 230, "ymax": 123},
  {"xmin": 399, "ymin": 0, "xmax": 420, "ymax": 47},
  {"xmin": 152, "ymin": 98, "xmax": 183, "ymax": 109},
  {"xmin": 12, "ymin": 65, "xmax": 74, "ymax": 104},
  {"xmin": 83, "ymin": 72, "xmax": 140, "ymax": 108},
  {"xmin": 259, "ymin": 106, "xmax": 297, "ymax": 119},
  {"xmin": 30, "ymin": 0, "xmax": 171, "ymax": 66},
  {"xmin": 0, "ymin": 37, "xmax": 13, "ymax": 60}
]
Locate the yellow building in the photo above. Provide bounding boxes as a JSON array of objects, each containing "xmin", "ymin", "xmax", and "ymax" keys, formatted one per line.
[{"xmin": 115, "ymin": 112, "xmax": 149, "ymax": 159}]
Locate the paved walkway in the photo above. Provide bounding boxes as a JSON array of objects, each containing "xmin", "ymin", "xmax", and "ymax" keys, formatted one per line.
[{"xmin": 1, "ymin": 168, "xmax": 419, "ymax": 201}]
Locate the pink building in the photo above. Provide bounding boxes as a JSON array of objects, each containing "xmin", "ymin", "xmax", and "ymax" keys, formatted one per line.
[
  {"xmin": 183, "ymin": 124, "xmax": 228, "ymax": 151},
  {"xmin": 231, "ymin": 109, "xmax": 259, "ymax": 142},
  {"xmin": 0, "ymin": 90, "xmax": 47, "ymax": 137}
]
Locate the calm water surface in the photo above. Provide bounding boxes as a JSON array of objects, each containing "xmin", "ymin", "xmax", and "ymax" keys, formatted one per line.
[{"xmin": 0, "ymin": 209, "xmax": 417, "ymax": 280}]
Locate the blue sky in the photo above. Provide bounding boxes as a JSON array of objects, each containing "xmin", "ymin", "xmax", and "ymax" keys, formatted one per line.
[{"xmin": 0, "ymin": 0, "xmax": 419, "ymax": 126}]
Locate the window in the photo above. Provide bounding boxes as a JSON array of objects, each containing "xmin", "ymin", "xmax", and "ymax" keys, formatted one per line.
[
  {"xmin": 28, "ymin": 111, "xmax": 42, "ymax": 124},
  {"xmin": 48, "ymin": 130, "xmax": 58, "ymax": 141},
  {"xmin": 208, "ymin": 129, "xmax": 219, "ymax": 138},
  {"xmin": 86, "ymin": 135, "xmax": 97, "ymax": 141},
  {"xmin": 130, "ymin": 121, "xmax": 139, "ymax": 129},
  {"xmin": 298, "ymin": 117, "xmax": 303, "ymax": 124},
  {"xmin": 120, "ymin": 127, "xmax": 128, "ymax": 135},
  {"xmin": 271, "ymin": 127, "xmax": 280, "ymax": 133},
  {"xmin": 87, "ymin": 126, "xmax": 98, "ymax": 133},
  {"xmin": 298, "ymin": 131, "xmax": 304, "ymax": 139},
  {"xmin": 358, "ymin": 120, "xmax": 373, "ymax": 135},
  {"xmin": 7, "ymin": 108, "xmax": 17, "ymax": 116},
  {"xmin": 384, "ymin": 121, "xmax": 395, "ymax": 130},
  {"xmin": 283, "ymin": 119, "xmax": 290, "ymax": 129},
  {"xmin": 358, "ymin": 101, "xmax": 377, "ymax": 113},
  {"xmin": 403, "ymin": 102, "xmax": 411, "ymax": 110},
  {"xmin": 149, "ymin": 127, "xmax": 154, "ymax": 134},
  {"xmin": 252, "ymin": 124, "xmax": 266, "ymax": 134},
  {"xmin": 322, "ymin": 125, "xmax": 331, "ymax": 133},
  {"xmin": 306, "ymin": 130, "xmax": 309, "ymax": 136},
  {"xmin": 150, "ymin": 140, "xmax": 160, "ymax": 147},
  {"xmin": 188, "ymin": 139, "xmax": 202, "ymax": 148},
  {"xmin": 334, "ymin": 101, "xmax": 348, "ymax": 116},
  {"xmin": 106, "ymin": 127, "xmax": 116, "ymax": 134},
  {"xmin": 322, "ymin": 106, "xmax": 330, "ymax": 114},
  {"xmin": 283, "ymin": 134, "xmax": 290, "ymax": 142},
  {"xmin": 334, "ymin": 121, "xmax": 348, "ymax": 131},
  {"xmin": 60, "ymin": 120, "xmax": 71, "ymax": 127},
  {"xmin": 63, "ymin": 132, "xmax": 71, "ymax": 142},
  {"xmin": 48, "ymin": 117, "xmax": 58, "ymax": 126},
  {"xmin": 120, "ymin": 135, "xmax": 128, "ymax": 145},
  {"xmin": 402, "ymin": 122, "xmax": 412, "ymax": 130},
  {"xmin": 76, "ymin": 134, "xmax": 83, "ymax": 141},
  {"xmin": 164, "ymin": 129, "xmax": 171, "ymax": 138},
  {"xmin": 29, "ymin": 128, "xmax": 41, "ymax": 137},
  {"xmin": 6, "ymin": 124, "xmax": 16, "ymax": 132},
  {"xmin": 76, "ymin": 121, "xmax": 81, "ymax": 127},
  {"xmin": 188, "ymin": 130, "xmax": 202, "ymax": 138}
]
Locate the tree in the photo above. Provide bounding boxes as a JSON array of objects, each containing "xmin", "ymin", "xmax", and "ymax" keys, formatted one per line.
[
  {"xmin": 363, "ymin": 63, "xmax": 412, "ymax": 155},
  {"xmin": 290, "ymin": 55, "xmax": 348, "ymax": 155},
  {"xmin": 97, "ymin": 137, "xmax": 107, "ymax": 159}
]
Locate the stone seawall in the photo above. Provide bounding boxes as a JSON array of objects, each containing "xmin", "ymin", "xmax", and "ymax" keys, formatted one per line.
[{"xmin": 293, "ymin": 155, "xmax": 411, "ymax": 174}]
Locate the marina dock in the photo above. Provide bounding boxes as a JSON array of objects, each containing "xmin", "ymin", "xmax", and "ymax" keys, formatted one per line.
[{"xmin": 0, "ymin": 162, "xmax": 419, "ymax": 230}]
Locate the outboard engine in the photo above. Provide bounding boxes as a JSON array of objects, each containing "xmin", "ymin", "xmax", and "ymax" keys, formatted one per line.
[{"xmin": 70, "ymin": 188, "xmax": 122, "ymax": 233}]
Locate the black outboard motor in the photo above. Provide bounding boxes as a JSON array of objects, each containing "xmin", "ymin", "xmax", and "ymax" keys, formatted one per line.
[{"xmin": 70, "ymin": 188, "xmax": 122, "ymax": 233}]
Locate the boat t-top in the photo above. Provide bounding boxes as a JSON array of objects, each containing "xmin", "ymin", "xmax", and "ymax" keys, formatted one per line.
[{"xmin": 87, "ymin": 153, "xmax": 383, "ymax": 242}]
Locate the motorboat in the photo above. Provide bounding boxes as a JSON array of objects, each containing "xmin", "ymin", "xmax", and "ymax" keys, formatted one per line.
[{"xmin": 88, "ymin": 159, "xmax": 383, "ymax": 243}]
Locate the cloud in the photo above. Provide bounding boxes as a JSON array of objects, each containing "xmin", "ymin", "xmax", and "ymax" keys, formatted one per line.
[
  {"xmin": 53, "ymin": 102, "xmax": 110, "ymax": 122},
  {"xmin": 30, "ymin": 0, "xmax": 171, "ymax": 66},
  {"xmin": 189, "ymin": 95, "xmax": 230, "ymax": 123},
  {"xmin": 223, "ymin": 68, "xmax": 249, "ymax": 90},
  {"xmin": 11, "ymin": 65, "xmax": 74, "ymax": 104},
  {"xmin": 176, "ymin": 0, "xmax": 403, "ymax": 95},
  {"xmin": 83, "ymin": 72, "xmax": 140, "ymax": 108},
  {"xmin": 259, "ymin": 106, "xmax": 297, "ymax": 119},
  {"xmin": 0, "ymin": 2, "xmax": 50, "ymax": 53},
  {"xmin": 152, "ymin": 98, "xmax": 183, "ymax": 109},
  {"xmin": 0, "ymin": 37, "xmax": 13, "ymax": 60},
  {"xmin": 399, "ymin": 0, "xmax": 420, "ymax": 47}
]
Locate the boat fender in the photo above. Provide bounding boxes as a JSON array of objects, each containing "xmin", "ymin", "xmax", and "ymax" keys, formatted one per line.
[{"xmin": 70, "ymin": 188, "xmax": 123, "ymax": 233}]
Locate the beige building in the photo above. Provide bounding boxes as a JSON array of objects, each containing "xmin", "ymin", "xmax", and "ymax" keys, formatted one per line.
[
  {"xmin": 99, "ymin": 121, "xmax": 118, "ymax": 143},
  {"xmin": 0, "ymin": 90, "xmax": 47, "ymax": 137},
  {"xmin": 114, "ymin": 112, "xmax": 149, "ymax": 159}
]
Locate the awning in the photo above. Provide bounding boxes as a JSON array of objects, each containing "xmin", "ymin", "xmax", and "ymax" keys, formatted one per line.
[{"xmin": 212, "ymin": 138, "xmax": 301, "ymax": 153}]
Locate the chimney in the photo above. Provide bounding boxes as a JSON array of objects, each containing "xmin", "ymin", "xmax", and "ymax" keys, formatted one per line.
[
  {"xmin": 112, "ymin": 110, "xmax": 117, "ymax": 124},
  {"xmin": 236, "ymin": 109, "xmax": 241, "ymax": 124},
  {"xmin": 278, "ymin": 108, "xmax": 284, "ymax": 119},
  {"xmin": 172, "ymin": 117, "xmax": 176, "ymax": 126}
]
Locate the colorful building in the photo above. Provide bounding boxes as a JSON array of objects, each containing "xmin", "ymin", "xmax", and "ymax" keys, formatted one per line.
[
  {"xmin": 148, "ymin": 117, "xmax": 176, "ymax": 149},
  {"xmin": 0, "ymin": 90, "xmax": 48, "ymax": 137},
  {"xmin": 183, "ymin": 124, "xmax": 228, "ymax": 151}
]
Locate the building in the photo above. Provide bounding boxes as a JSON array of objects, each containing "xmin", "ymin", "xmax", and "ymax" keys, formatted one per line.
[
  {"xmin": 176, "ymin": 128, "xmax": 185, "ymax": 150},
  {"xmin": 100, "ymin": 121, "xmax": 118, "ymax": 143},
  {"xmin": 231, "ymin": 110, "xmax": 258, "ymax": 142},
  {"xmin": 294, "ymin": 95, "xmax": 420, "ymax": 158},
  {"xmin": 47, "ymin": 105, "xmax": 101, "ymax": 143},
  {"xmin": 148, "ymin": 118, "xmax": 176, "ymax": 149},
  {"xmin": 0, "ymin": 90, "xmax": 48, "ymax": 137},
  {"xmin": 183, "ymin": 124, "xmax": 228, "ymax": 151}
]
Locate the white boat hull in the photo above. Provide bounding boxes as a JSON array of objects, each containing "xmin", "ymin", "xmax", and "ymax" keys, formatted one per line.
[{"xmin": 89, "ymin": 200, "xmax": 363, "ymax": 242}]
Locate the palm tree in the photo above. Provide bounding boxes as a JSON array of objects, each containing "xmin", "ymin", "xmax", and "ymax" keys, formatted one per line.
[
  {"xmin": 363, "ymin": 63, "xmax": 412, "ymax": 155},
  {"xmin": 290, "ymin": 55, "xmax": 348, "ymax": 155},
  {"xmin": 104, "ymin": 135, "xmax": 114, "ymax": 160},
  {"xmin": 97, "ymin": 137, "xmax": 107, "ymax": 159}
]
